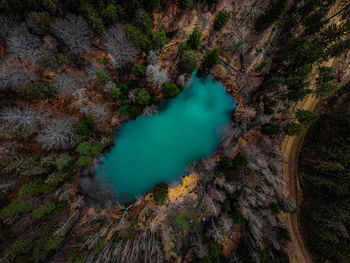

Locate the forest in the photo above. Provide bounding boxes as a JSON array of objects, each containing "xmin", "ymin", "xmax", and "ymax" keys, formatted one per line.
[{"xmin": 0, "ymin": 0, "xmax": 349, "ymax": 262}]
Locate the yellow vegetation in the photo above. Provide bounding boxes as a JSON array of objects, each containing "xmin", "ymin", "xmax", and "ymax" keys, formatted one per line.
[{"xmin": 168, "ymin": 173, "xmax": 198, "ymax": 202}]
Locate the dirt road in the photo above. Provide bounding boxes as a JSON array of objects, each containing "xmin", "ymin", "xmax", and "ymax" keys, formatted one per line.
[{"xmin": 280, "ymin": 93, "xmax": 318, "ymax": 263}]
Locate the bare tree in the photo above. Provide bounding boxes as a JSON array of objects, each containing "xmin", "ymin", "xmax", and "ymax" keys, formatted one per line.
[
  {"xmin": 128, "ymin": 89, "xmax": 137, "ymax": 103},
  {"xmin": 142, "ymin": 105, "xmax": 158, "ymax": 116},
  {"xmin": 52, "ymin": 72, "xmax": 84, "ymax": 96},
  {"xmin": 204, "ymin": 194, "xmax": 221, "ymax": 217},
  {"xmin": 235, "ymin": 106, "xmax": 256, "ymax": 122},
  {"xmin": 80, "ymin": 102, "xmax": 110, "ymax": 131},
  {"xmin": 177, "ymin": 75, "xmax": 186, "ymax": 87},
  {"xmin": 0, "ymin": 15, "xmax": 18, "ymax": 38},
  {"xmin": 193, "ymin": 235, "xmax": 208, "ymax": 259},
  {"xmin": 146, "ymin": 65, "xmax": 169, "ymax": 90},
  {"xmin": 6, "ymin": 23, "xmax": 50, "ymax": 64},
  {"xmin": 219, "ymin": 215, "xmax": 234, "ymax": 232},
  {"xmin": 36, "ymin": 116, "xmax": 75, "ymax": 149},
  {"xmin": 147, "ymin": 50, "xmax": 158, "ymax": 65},
  {"xmin": 0, "ymin": 105, "xmax": 43, "ymax": 134},
  {"xmin": 208, "ymin": 221, "xmax": 224, "ymax": 241},
  {"xmin": 103, "ymin": 24, "xmax": 139, "ymax": 67},
  {"xmin": 51, "ymin": 14, "xmax": 91, "ymax": 57},
  {"xmin": 0, "ymin": 58, "xmax": 39, "ymax": 90}
]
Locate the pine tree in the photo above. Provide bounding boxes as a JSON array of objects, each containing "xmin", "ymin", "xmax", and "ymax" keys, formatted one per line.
[{"xmin": 187, "ymin": 26, "xmax": 202, "ymax": 51}]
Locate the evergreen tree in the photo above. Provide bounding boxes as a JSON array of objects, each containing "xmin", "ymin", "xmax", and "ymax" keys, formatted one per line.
[
  {"xmin": 283, "ymin": 122, "xmax": 305, "ymax": 136},
  {"xmin": 187, "ymin": 26, "xmax": 202, "ymax": 51},
  {"xmin": 201, "ymin": 47, "xmax": 219, "ymax": 69},
  {"xmin": 296, "ymin": 109, "xmax": 319, "ymax": 126}
]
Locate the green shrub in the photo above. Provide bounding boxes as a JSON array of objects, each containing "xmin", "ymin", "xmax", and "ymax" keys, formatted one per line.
[
  {"xmin": 201, "ymin": 47, "xmax": 220, "ymax": 69},
  {"xmin": 214, "ymin": 10, "xmax": 230, "ymax": 30},
  {"xmin": 96, "ymin": 71, "xmax": 113, "ymax": 85},
  {"xmin": 153, "ymin": 183, "xmax": 168, "ymax": 205},
  {"xmin": 136, "ymin": 88, "xmax": 151, "ymax": 105},
  {"xmin": 90, "ymin": 142, "xmax": 102, "ymax": 156},
  {"xmin": 119, "ymin": 105, "xmax": 129, "ymax": 114},
  {"xmin": 32, "ymin": 202, "xmax": 56, "ymax": 219},
  {"xmin": 261, "ymin": 123, "xmax": 281, "ymax": 135},
  {"xmin": 0, "ymin": 199, "xmax": 30, "ymax": 219},
  {"xmin": 76, "ymin": 141, "xmax": 92, "ymax": 155},
  {"xmin": 56, "ymin": 53, "xmax": 73, "ymax": 66},
  {"xmin": 75, "ymin": 156, "xmax": 92, "ymax": 166},
  {"xmin": 163, "ymin": 82, "xmax": 180, "ymax": 98},
  {"xmin": 133, "ymin": 63, "xmax": 146, "ymax": 78},
  {"xmin": 10, "ymin": 240, "xmax": 32, "ymax": 257}
]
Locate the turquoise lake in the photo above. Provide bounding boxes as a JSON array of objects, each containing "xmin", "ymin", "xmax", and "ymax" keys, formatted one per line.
[{"xmin": 95, "ymin": 73, "xmax": 236, "ymax": 200}]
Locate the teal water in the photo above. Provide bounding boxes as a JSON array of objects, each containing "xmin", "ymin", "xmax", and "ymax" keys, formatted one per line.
[{"xmin": 95, "ymin": 73, "xmax": 236, "ymax": 200}]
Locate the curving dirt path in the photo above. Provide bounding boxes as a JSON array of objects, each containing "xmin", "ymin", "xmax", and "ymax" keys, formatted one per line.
[{"xmin": 280, "ymin": 93, "xmax": 318, "ymax": 263}]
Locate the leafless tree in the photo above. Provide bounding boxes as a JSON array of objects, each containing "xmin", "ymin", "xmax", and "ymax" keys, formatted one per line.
[
  {"xmin": 256, "ymin": 114, "xmax": 270, "ymax": 125},
  {"xmin": 6, "ymin": 23, "xmax": 50, "ymax": 64},
  {"xmin": 53, "ymin": 72, "xmax": 85, "ymax": 97},
  {"xmin": 103, "ymin": 24, "xmax": 139, "ymax": 67},
  {"xmin": 147, "ymin": 50, "xmax": 158, "ymax": 65},
  {"xmin": 0, "ymin": 177, "xmax": 17, "ymax": 195},
  {"xmin": 177, "ymin": 75, "xmax": 186, "ymax": 87},
  {"xmin": 0, "ymin": 105, "xmax": 43, "ymax": 134},
  {"xmin": 51, "ymin": 14, "xmax": 92, "ymax": 57},
  {"xmin": 219, "ymin": 215, "xmax": 234, "ymax": 232},
  {"xmin": 204, "ymin": 194, "xmax": 221, "ymax": 217},
  {"xmin": 193, "ymin": 235, "xmax": 208, "ymax": 259},
  {"xmin": 208, "ymin": 221, "xmax": 224, "ymax": 241},
  {"xmin": 128, "ymin": 89, "xmax": 137, "ymax": 102},
  {"xmin": 80, "ymin": 102, "xmax": 110, "ymax": 131},
  {"xmin": 142, "ymin": 105, "xmax": 158, "ymax": 116},
  {"xmin": 0, "ymin": 15, "xmax": 18, "ymax": 38},
  {"xmin": 54, "ymin": 209, "xmax": 79, "ymax": 236},
  {"xmin": 146, "ymin": 65, "xmax": 169, "ymax": 90},
  {"xmin": 36, "ymin": 116, "xmax": 75, "ymax": 149},
  {"xmin": 0, "ymin": 58, "xmax": 39, "ymax": 90},
  {"xmin": 235, "ymin": 106, "xmax": 256, "ymax": 122}
]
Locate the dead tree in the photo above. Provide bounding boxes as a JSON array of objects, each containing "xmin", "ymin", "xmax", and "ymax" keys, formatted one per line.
[
  {"xmin": 219, "ymin": 215, "xmax": 233, "ymax": 232},
  {"xmin": 146, "ymin": 65, "xmax": 169, "ymax": 90},
  {"xmin": 0, "ymin": 105, "xmax": 43, "ymax": 134},
  {"xmin": 208, "ymin": 221, "xmax": 224, "ymax": 241},
  {"xmin": 52, "ymin": 72, "xmax": 83, "ymax": 96},
  {"xmin": 0, "ymin": 58, "xmax": 39, "ymax": 90},
  {"xmin": 147, "ymin": 50, "xmax": 158, "ymax": 65},
  {"xmin": 193, "ymin": 235, "xmax": 208, "ymax": 259},
  {"xmin": 142, "ymin": 105, "xmax": 158, "ymax": 116},
  {"xmin": 6, "ymin": 23, "xmax": 49, "ymax": 64},
  {"xmin": 204, "ymin": 194, "xmax": 221, "ymax": 217},
  {"xmin": 103, "ymin": 24, "xmax": 139, "ymax": 67},
  {"xmin": 36, "ymin": 116, "xmax": 75, "ymax": 149},
  {"xmin": 51, "ymin": 14, "xmax": 91, "ymax": 57},
  {"xmin": 235, "ymin": 106, "xmax": 256, "ymax": 122},
  {"xmin": 0, "ymin": 15, "xmax": 18, "ymax": 38}
]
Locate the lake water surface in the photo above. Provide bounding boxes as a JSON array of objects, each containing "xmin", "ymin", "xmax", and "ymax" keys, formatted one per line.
[{"xmin": 95, "ymin": 73, "xmax": 236, "ymax": 200}]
